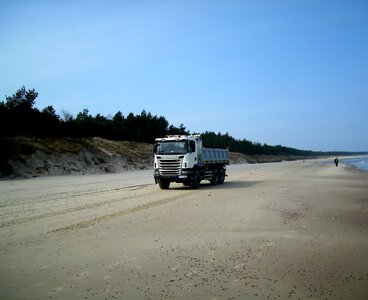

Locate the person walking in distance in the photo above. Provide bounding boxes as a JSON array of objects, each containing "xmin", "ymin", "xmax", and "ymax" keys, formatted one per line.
[{"xmin": 334, "ymin": 157, "xmax": 339, "ymax": 167}]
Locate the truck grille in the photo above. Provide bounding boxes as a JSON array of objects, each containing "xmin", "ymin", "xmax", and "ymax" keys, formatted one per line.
[{"xmin": 158, "ymin": 159, "xmax": 181, "ymax": 176}]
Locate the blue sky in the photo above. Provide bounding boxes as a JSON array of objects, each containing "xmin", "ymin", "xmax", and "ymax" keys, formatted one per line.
[{"xmin": 1, "ymin": 0, "xmax": 367, "ymax": 151}]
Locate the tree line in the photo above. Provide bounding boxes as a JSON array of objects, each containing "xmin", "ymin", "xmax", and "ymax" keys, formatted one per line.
[
  {"xmin": 0, "ymin": 86, "xmax": 188, "ymax": 143},
  {"xmin": 1, "ymin": 87, "xmax": 363, "ymax": 157}
]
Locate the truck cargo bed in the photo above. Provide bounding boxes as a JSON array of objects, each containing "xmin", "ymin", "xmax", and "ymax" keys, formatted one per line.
[{"xmin": 202, "ymin": 148, "xmax": 229, "ymax": 164}]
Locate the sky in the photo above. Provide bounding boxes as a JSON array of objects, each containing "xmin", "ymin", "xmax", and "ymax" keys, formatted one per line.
[{"xmin": 1, "ymin": 0, "xmax": 367, "ymax": 152}]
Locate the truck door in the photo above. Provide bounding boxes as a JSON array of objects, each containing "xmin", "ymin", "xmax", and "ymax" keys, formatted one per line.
[{"xmin": 185, "ymin": 140, "xmax": 198, "ymax": 168}]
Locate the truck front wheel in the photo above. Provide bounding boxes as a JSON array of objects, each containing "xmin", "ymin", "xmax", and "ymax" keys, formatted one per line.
[
  {"xmin": 159, "ymin": 179, "xmax": 170, "ymax": 189},
  {"xmin": 191, "ymin": 171, "xmax": 201, "ymax": 189}
]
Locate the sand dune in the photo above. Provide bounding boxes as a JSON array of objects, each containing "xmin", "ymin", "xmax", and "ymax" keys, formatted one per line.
[{"xmin": 0, "ymin": 159, "xmax": 367, "ymax": 299}]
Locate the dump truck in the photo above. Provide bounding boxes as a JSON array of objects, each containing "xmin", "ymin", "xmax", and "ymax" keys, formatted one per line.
[{"xmin": 153, "ymin": 135, "xmax": 229, "ymax": 189}]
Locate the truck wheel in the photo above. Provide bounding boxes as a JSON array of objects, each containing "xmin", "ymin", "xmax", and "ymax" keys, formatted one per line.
[
  {"xmin": 191, "ymin": 171, "xmax": 201, "ymax": 189},
  {"xmin": 159, "ymin": 179, "xmax": 170, "ymax": 189},
  {"xmin": 218, "ymin": 169, "xmax": 225, "ymax": 184},
  {"xmin": 210, "ymin": 169, "xmax": 219, "ymax": 185}
]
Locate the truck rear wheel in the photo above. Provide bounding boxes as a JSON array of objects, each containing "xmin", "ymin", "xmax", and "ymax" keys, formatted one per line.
[
  {"xmin": 210, "ymin": 169, "xmax": 219, "ymax": 185},
  {"xmin": 191, "ymin": 171, "xmax": 201, "ymax": 189},
  {"xmin": 159, "ymin": 179, "xmax": 170, "ymax": 189},
  {"xmin": 218, "ymin": 169, "xmax": 225, "ymax": 184}
]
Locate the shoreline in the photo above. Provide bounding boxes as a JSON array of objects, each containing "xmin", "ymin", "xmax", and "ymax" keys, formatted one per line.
[{"xmin": 341, "ymin": 156, "xmax": 368, "ymax": 172}]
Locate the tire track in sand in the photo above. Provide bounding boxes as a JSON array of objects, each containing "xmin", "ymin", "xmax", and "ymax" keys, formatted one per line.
[
  {"xmin": 50, "ymin": 190, "xmax": 195, "ymax": 233},
  {"xmin": 0, "ymin": 184, "xmax": 151, "ymax": 208},
  {"xmin": 0, "ymin": 184, "xmax": 153, "ymax": 229}
]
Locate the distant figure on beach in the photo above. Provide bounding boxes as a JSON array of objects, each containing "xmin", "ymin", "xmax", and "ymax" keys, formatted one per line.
[{"xmin": 334, "ymin": 157, "xmax": 339, "ymax": 167}]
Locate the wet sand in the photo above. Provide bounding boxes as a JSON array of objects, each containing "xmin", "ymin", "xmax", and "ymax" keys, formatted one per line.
[{"xmin": 0, "ymin": 159, "xmax": 367, "ymax": 299}]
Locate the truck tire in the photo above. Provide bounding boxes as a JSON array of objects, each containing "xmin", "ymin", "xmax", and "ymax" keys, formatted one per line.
[
  {"xmin": 159, "ymin": 179, "xmax": 170, "ymax": 189},
  {"xmin": 191, "ymin": 170, "xmax": 201, "ymax": 189},
  {"xmin": 210, "ymin": 169, "xmax": 219, "ymax": 185},
  {"xmin": 218, "ymin": 169, "xmax": 225, "ymax": 184}
]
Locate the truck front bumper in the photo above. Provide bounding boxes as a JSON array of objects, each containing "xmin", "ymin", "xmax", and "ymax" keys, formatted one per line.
[{"xmin": 154, "ymin": 169, "xmax": 193, "ymax": 183}]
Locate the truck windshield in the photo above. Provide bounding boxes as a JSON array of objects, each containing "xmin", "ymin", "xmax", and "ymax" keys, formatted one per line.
[{"xmin": 157, "ymin": 141, "xmax": 188, "ymax": 154}]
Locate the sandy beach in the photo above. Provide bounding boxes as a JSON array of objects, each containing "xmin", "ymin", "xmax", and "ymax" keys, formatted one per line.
[{"xmin": 0, "ymin": 159, "xmax": 367, "ymax": 300}]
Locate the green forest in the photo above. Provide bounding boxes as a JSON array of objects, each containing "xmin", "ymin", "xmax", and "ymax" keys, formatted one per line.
[{"xmin": 0, "ymin": 87, "xmax": 360, "ymax": 157}]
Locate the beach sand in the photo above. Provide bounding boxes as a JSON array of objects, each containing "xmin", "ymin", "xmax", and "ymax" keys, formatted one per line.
[{"xmin": 0, "ymin": 159, "xmax": 367, "ymax": 299}]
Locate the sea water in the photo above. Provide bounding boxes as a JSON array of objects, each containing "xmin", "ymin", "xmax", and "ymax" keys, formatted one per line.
[{"xmin": 341, "ymin": 156, "xmax": 368, "ymax": 171}]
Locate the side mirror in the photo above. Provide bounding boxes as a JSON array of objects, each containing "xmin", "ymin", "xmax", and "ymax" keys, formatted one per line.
[{"xmin": 153, "ymin": 143, "xmax": 158, "ymax": 154}]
